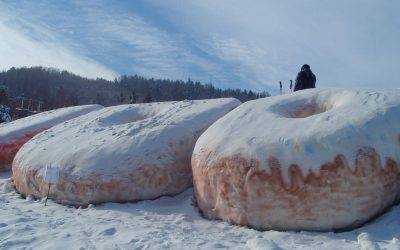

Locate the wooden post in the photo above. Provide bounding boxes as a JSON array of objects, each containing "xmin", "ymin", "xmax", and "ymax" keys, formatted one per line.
[
  {"xmin": 45, "ymin": 183, "xmax": 51, "ymax": 206},
  {"xmin": 44, "ymin": 165, "xmax": 60, "ymax": 206}
]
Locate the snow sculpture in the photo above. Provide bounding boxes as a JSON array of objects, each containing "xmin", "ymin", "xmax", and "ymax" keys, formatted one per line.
[
  {"xmin": 0, "ymin": 105, "xmax": 103, "ymax": 172},
  {"xmin": 192, "ymin": 89, "xmax": 400, "ymax": 232},
  {"xmin": 13, "ymin": 98, "xmax": 241, "ymax": 205}
]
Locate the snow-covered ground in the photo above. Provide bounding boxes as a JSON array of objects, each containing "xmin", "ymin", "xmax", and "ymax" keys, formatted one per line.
[{"xmin": 1, "ymin": 171, "xmax": 399, "ymax": 250}]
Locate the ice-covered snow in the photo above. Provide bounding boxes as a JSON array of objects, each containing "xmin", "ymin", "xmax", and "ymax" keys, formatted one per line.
[
  {"xmin": 1, "ymin": 170, "xmax": 400, "ymax": 249},
  {"xmin": 12, "ymin": 98, "xmax": 240, "ymax": 205}
]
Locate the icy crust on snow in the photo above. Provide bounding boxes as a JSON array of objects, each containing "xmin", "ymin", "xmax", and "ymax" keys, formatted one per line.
[
  {"xmin": 194, "ymin": 89, "xmax": 400, "ymax": 180},
  {"xmin": 0, "ymin": 105, "xmax": 103, "ymax": 144},
  {"xmin": 15, "ymin": 98, "xmax": 240, "ymax": 181}
]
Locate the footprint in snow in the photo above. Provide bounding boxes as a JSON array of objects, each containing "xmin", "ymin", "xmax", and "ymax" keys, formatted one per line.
[{"xmin": 100, "ymin": 227, "xmax": 117, "ymax": 236}]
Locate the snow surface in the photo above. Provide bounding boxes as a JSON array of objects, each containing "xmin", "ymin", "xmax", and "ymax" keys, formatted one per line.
[
  {"xmin": 0, "ymin": 105, "xmax": 103, "ymax": 144},
  {"xmin": 194, "ymin": 89, "xmax": 400, "ymax": 181},
  {"xmin": 1, "ymin": 171, "xmax": 400, "ymax": 249}
]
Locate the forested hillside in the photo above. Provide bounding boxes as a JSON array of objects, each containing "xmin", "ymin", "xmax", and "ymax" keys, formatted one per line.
[{"xmin": 0, "ymin": 67, "xmax": 269, "ymax": 121}]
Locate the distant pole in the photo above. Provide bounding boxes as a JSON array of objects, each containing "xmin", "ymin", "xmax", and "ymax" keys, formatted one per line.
[
  {"xmin": 44, "ymin": 183, "xmax": 51, "ymax": 206},
  {"xmin": 290, "ymin": 80, "xmax": 293, "ymax": 92},
  {"xmin": 279, "ymin": 81, "xmax": 282, "ymax": 95},
  {"xmin": 44, "ymin": 165, "xmax": 60, "ymax": 207}
]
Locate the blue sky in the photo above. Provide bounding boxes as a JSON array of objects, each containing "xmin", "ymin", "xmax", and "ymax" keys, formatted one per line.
[{"xmin": 0, "ymin": 0, "xmax": 399, "ymax": 93}]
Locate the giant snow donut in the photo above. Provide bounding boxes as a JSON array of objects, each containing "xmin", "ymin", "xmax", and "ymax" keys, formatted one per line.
[
  {"xmin": 0, "ymin": 105, "xmax": 102, "ymax": 172},
  {"xmin": 13, "ymin": 98, "xmax": 240, "ymax": 205},
  {"xmin": 192, "ymin": 89, "xmax": 400, "ymax": 232}
]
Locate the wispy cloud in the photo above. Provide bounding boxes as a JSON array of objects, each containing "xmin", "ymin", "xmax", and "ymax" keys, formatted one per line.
[
  {"xmin": 149, "ymin": 0, "xmax": 400, "ymax": 91},
  {"xmin": 70, "ymin": 1, "xmax": 239, "ymax": 86},
  {"xmin": 0, "ymin": 2, "xmax": 118, "ymax": 80},
  {"xmin": 0, "ymin": 1, "xmax": 233, "ymax": 86},
  {"xmin": 1, "ymin": 0, "xmax": 399, "ymax": 92}
]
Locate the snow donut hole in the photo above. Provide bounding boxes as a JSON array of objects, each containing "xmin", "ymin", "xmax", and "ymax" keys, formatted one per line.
[
  {"xmin": 96, "ymin": 104, "xmax": 161, "ymax": 127},
  {"xmin": 275, "ymin": 99, "xmax": 334, "ymax": 118}
]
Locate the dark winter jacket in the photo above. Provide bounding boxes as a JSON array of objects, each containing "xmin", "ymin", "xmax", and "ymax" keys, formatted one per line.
[{"xmin": 293, "ymin": 68, "xmax": 316, "ymax": 92}]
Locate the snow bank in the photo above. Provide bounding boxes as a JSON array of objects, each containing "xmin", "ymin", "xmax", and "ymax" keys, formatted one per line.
[
  {"xmin": 1, "ymin": 170, "xmax": 400, "ymax": 249},
  {"xmin": 192, "ymin": 89, "xmax": 400, "ymax": 231},
  {"xmin": 0, "ymin": 105, "xmax": 103, "ymax": 171},
  {"xmin": 246, "ymin": 237, "xmax": 281, "ymax": 250},
  {"xmin": 13, "ymin": 98, "xmax": 240, "ymax": 205},
  {"xmin": 357, "ymin": 233, "xmax": 379, "ymax": 250}
]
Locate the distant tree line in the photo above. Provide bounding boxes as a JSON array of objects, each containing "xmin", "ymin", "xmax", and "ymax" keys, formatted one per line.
[{"xmin": 0, "ymin": 66, "xmax": 269, "ymax": 121}]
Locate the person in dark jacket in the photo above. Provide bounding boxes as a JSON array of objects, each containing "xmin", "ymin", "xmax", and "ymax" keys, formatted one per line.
[{"xmin": 293, "ymin": 64, "xmax": 316, "ymax": 92}]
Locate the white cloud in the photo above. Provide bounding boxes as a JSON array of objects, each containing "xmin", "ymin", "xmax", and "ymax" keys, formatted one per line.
[
  {"xmin": 1, "ymin": 0, "xmax": 399, "ymax": 93},
  {"xmin": 150, "ymin": 0, "xmax": 400, "ymax": 91},
  {"xmin": 0, "ymin": 3, "xmax": 117, "ymax": 80}
]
